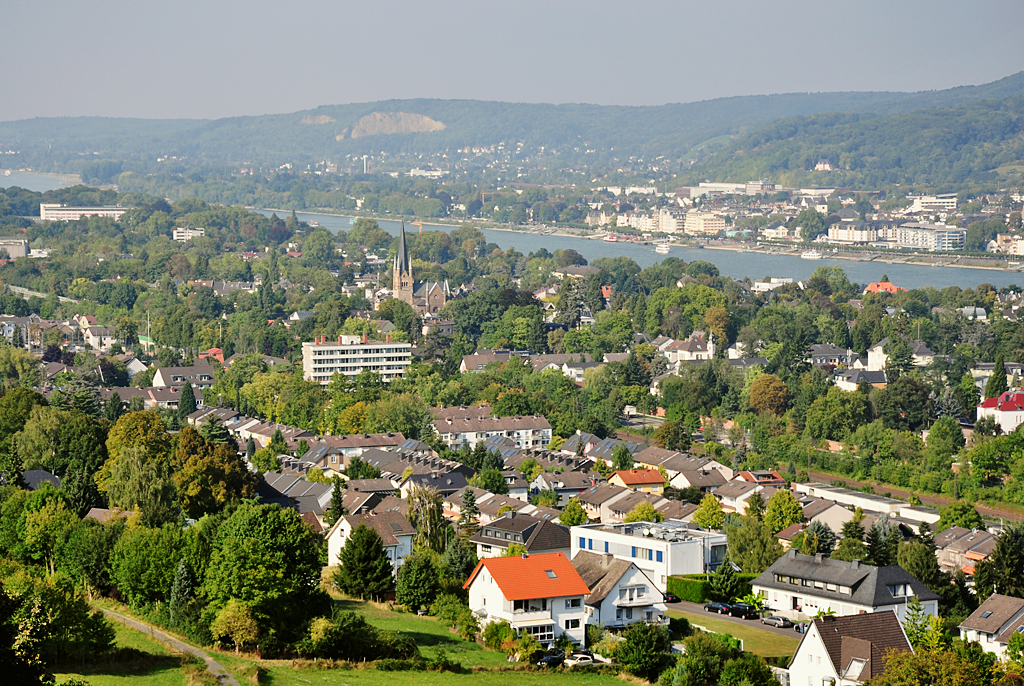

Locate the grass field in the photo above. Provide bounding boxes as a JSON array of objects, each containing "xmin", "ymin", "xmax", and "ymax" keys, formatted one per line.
[
  {"xmin": 53, "ymin": 622, "xmax": 187, "ymax": 686},
  {"xmin": 667, "ymin": 609, "xmax": 800, "ymax": 659}
]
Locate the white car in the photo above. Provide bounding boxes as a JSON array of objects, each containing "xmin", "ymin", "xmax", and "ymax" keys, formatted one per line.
[{"xmin": 564, "ymin": 654, "xmax": 596, "ymax": 668}]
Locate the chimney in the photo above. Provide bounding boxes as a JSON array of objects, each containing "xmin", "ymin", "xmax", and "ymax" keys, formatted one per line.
[
  {"xmin": 814, "ymin": 553, "xmax": 823, "ymax": 564},
  {"xmin": 851, "ymin": 559, "xmax": 860, "ymax": 569},
  {"xmin": 521, "ymin": 552, "xmax": 528, "ymax": 559},
  {"xmin": 338, "ymin": 335, "xmax": 343, "ymax": 344},
  {"xmin": 363, "ymin": 333, "xmax": 369, "ymax": 343},
  {"xmin": 602, "ymin": 553, "xmax": 614, "ymax": 568},
  {"xmin": 386, "ymin": 333, "xmax": 391, "ymax": 343}
]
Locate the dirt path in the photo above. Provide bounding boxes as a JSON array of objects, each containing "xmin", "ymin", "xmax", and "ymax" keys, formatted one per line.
[
  {"xmin": 807, "ymin": 471, "xmax": 1024, "ymax": 523},
  {"xmin": 99, "ymin": 608, "xmax": 240, "ymax": 686}
]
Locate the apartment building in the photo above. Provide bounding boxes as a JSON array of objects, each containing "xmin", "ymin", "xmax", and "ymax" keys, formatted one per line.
[
  {"xmin": 894, "ymin": 222, "xmax": 966, "ymax": 251},
  {"xmin": 433, "ymin": 414, "xmax": 552, "ymax": 450},
  {"xmin": 909, "ymin": 193, "xmax": 958, "ymax": 214},
  {"xmin": 172, "ymin": 227, "xmax": 206, "ymax": 241},
  {"xmin": 40, "ymin": 204, "xmax": 128, "ymax": 221},
  {"xmin": 302, "ymin": 334, "xmax": 412, "ymax": 384},
  {"xmin": 683, "ymin": 211, "xmax": 726, "ymax": 236}
]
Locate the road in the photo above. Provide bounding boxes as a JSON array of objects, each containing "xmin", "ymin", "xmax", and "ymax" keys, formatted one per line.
[
  {"xmin": 666, "ymin": 599, "xmax": 803, "ymax": 639},
  {"xmin": 99, "ymin": 608, "xmax": 240, "ymax": 686},
  {"xmin": 807, "ymin": 471, "xmax": 1024, "ymax": 523}
]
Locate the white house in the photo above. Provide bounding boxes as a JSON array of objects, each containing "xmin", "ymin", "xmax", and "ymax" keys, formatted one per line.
[
  {"xmin": 570, "ymin": 521, "xmax": 728, "ymax": 591},
  {"xmin": 151, "ymin": 359, "xmax": 217, "ymax": 389},
  {"xmin": 433, "ymin": 414, "xmax": 552, "ymax": 450},
  {"xmin": 959, "ymin": 594, "xmax": 1024, "ymax": 660},
  {"xmin": 789, "ymin": 612, "xmax": 912, "ymax": 686},
  {"xmin": 977, "ymin": 391, "xmax": 1024, "ymax": 434},
  {"xmin": 464, "ymin": 552, "xmax": 590, "ymax": 647},
  {"xmin": 469, "ymin": 512, "xmax": 570, "ymax": 559},
  {"xmin": 865, "ymin": 337, "xmax": 934, "ymax": 372},
  {"xmin": 571, "ymin": 551, "xmax": 667, "ymax": 628},
  {"xmin": 752, "ymin": 550, "xmax": 939, "ymax": 621},
  {"xmin": 326, "ymin": 511, "xmax": 415, "ymax": 576}
]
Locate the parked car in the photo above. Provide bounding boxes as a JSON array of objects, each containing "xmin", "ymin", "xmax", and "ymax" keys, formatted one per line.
[
  {"xmin": 537, "ymin": 655, "xmax": 564, "ymax": 668},
  {"xmin": 663, "ymin": 592, "xmax": 680, "ymax": 603},
  {"xmin": 704, "ymin": 602, "xmax": 731, "ymax": 614},
  {"xmin": 564, "ymin": 654, "xmax": 595, "ymax": 668},
  {"xmin": 761, "ymin": 616, "xmax": 793, "ymax": 628},
  {"xmin": 728, "ymin": 603, "xmax": 759, "ymax": 619}
]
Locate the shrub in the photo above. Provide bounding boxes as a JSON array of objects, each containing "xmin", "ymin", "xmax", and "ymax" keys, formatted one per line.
[
  {"xmin": 666, "ymin": 575, "xmax": 711, "ymax": 603},
  {"xmin": 586, "ymin": 624, "xmax": 604, "ymax": 649},
  {"xmin": 430, "ymin": 593, "xmax": 467, "ymax": 626},
  {"xmin": 483, "ymin": 620, "xmax": 515, "ymax": 650},
  {"xmin": 456, "ymin": 608, "xmax": 479, "ymax": 641},
  {"xmin": 426, "ymin": 647, "xmax": 461, "ymax": 672},
  {"xmin": 668, "ymin": 616, "xmax": 692, "ymax": 639},
  {"xmin": 298, "ymin": 612, "xmax": 420, "ymax": 661}
]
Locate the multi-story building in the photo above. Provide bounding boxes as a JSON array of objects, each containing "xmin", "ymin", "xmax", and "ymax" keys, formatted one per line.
[
  {"xmin": 0, "ymin": 238, "xmax": 29, "ymax": 258},
  {"xmin": 828, "ymin": 222, "xmax": 877, "ymax": 244},
  {"xmin": 39, "ymin": 204, "xmax": 128, "ymax": 221},
  {"xmin": 571, "ymin": 551, "xmax": 667, "ymax": 628},
  {"xmin": 464, "ymin": 552, "xmax": 590, "ymax": 647},
  {"xmin": 433, "ymin": 414, "xmax": 552, "ymax": 450},
  {"xmin": 977, "ymin": 390, "xmax": 1024, "ymax": 434},
  {"xmin": 302, "ymin": 334, "xmax": 412, "ymax": 384},
  {"xmin": 959, "ymin": 594, "xmax": 1024, "ymax": 660},
  {"xmin": 789, "ymin": 612, "xmax": 912, "ymax": 686},
  {"xmin": 909, "ymin": 193, "xmax": 958, "ymax": 214},
  {"xmin": 894, "ymin": 222, "xmax": 966, "ymax": 251},
  {"xmin": 570, "ymin": 521, "xmax": 728, "ymax": 590},
  {"xmin": 683, "ymin": 211, "xmax": 726, "ymax": 236},
  {"xmin": 172, "ymin": 227, "xmax": 206, "ymax": 241}
]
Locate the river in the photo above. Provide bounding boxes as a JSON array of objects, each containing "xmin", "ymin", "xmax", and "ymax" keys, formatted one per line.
[
  {"xmin": 0, "ymin": 170, "xmax": 76, "ymax": 193},
  {"xmin": 258, "ymin": 210, "xmax": 1023, "ymax": 290}
]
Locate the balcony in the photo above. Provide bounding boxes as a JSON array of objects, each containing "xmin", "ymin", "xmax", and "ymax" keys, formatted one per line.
[
  {"xmin": 509, "ymin": 609, "xmax": 552, "ymax": 623},
  {"xmin": 615, "ymin": 596, "xmax": 655, "ymax": 608}
]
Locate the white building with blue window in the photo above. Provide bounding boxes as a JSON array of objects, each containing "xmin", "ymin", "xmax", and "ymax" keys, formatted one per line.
[{"xmin": 570, "ymin": 521, "xmax": 728, "ymax": 591}]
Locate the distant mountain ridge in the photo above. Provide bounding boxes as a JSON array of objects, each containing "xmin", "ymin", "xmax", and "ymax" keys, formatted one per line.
[{"xmin": 1, "ymin": 71, "xmax": 1022, "ymax": 178}]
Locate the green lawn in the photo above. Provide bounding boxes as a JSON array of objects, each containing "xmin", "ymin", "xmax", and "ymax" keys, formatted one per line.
[
  {"xmin": 667, "ymin": 609, "xmax": 799, "ymax": 659},
  {"xmin": 53, "ymin": 622, "xmax": 187, "ymax": 686},
  {"xmin": 242, "ymin": 666, "xmax": 626, "ymax": 686}
]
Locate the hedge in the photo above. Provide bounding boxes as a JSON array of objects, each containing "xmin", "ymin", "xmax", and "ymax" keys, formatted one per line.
[{"xmin": 666, "ymin": 572, "xmax": 760, "ymax": 603}]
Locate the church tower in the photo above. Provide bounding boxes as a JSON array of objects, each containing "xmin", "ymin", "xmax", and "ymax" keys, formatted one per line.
[{"xmin": 393, "ymin": 220, "xmax": 414, "ymax": 305}]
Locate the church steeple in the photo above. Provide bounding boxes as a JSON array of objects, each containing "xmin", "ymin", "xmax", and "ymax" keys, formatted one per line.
[{"xmin": 393, "ymin": 220, "xmax": 413, "ymax": 302}]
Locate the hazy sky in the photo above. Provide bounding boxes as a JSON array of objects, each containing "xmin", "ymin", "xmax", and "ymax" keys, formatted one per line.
[{"xmin": 3, "ymin": 0, "xmax": 1022, "ymax": 122}]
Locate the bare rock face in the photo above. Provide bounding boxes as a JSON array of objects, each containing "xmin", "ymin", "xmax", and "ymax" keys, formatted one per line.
[
  {"xmin": 300, "ymin": 114, "xmax": 336, "ymax": 125},
  {"xmin": 333, "ymin": 112, "xmax": 445, "ymax": 140}
]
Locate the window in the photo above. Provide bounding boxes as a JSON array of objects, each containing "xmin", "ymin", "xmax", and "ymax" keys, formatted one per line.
[
  {"xmin": 625, "ymin": 608, "xmax": 633, "ymax": 619},
  {"xmin": 656, "ymin": 551, "xmax": 663, "ymax": 563},
  {"xmin": 580, "ymin": 536, "xmax": 586, "ymax": 549},
  {"xmin": 588, "ymin": 538, "xmax": 593, "ymax": 550},
  {"xmin": 564, "ymin": 618, "xmax": 580, "ymax": 630},
  {"xmin": 981, "ymin": 611, "xmax": 993, "ymax": 619},
  {"xmin": 632, "ymin": 546, "xmax": 636, "ymax": 558},
  {"xmin": 565, "ymin": 598, "xmax": 581, "ymax": 609},
  {"xmin": 604, "ymin": 541, "xmax": 609, "ymax": 553},
  {"xmin": 524, "ymin": 625, "xmax": 553, "ymax": 642},
  {"xmin": 616, "ymin": 609, "xmax": 622, "ymax": 620},
  {"xmin": 481, "ymin": 545, "xmax": 492, "ymax": 553},
  {"xmin": 545, "ymin": 570, "xmax": 557, "ymax": 579}
]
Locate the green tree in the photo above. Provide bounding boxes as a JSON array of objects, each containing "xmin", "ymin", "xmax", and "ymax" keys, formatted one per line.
[
  {"xmin": 764, "ymin": 490, "xmax": 803, "ymax": 534},
  {"xmin": 710, "ymin": 561, "xmax": 746, "ymax": 602},
  {"xmin": 937, "ymin": 501, "xmax": 984, "ymax": 531},
  {"xmin": 250, "ymin": 447, "xmax": 280, "ymax": 473},
  {"xmin": 612, "ymin": 443, "xmax": 634, "ymax": 470},
  {"xmin": 616, "ymin": 621, "xmax": 672, "ymax": 682},
  {"xmin": 471, "ymin": 467, "xmax": 508, "ymax": 495},
  {"xmin": 104, "ymin": 390, "xmax": 124, "ymax": 423},
  {"xmin": 794, "ymin": 520, "xmax": 836, "ymax": 557},
  {"xmin": 748, "ymin": 373, "xmax": 789, "ymax": 415},
  {"xmin": 110, "ymin": 523, "xmax": 184, "ymax": 606},
  {"xmin": 210, "ymin": 599, "xmax": 259, "ymax": 654},
  {"xmin": 168, "ymin": 558, "xmax": 196, "ymax": 629},
  {"xmin": 24, "ymin": 498, "xmax": 78, "ymax": 575},
  {"xmin": 884, "ymin": 337, "xmax": 915, "ymax": 382},
  {"xmin": 199, "ymin": 417, "xmax": 232, "ymax": 444},
  {"xmin": 724, "ymin": 515, "xmax": 785, "ymax": 574},
  {"xmin": 975, "ymin": 523, "xmax": 1024, "ymax": 601},
  {"xmin": 395, "ymin": 551, "xmax": 442, "ymax": 611},
  {"xmin": 0, "ymin": 583, "xmax": 52, "ymax": 685},
  {"xmin": 325, "ymin": 477, "xmax": 345, "ymax": 526},
  {"xmin": 177, "ymin": 382, "xmax": 197, "ymax": 423},
  {"xmin": 745, "ymin": 492, "xmax": 766, "ymax": 520},
  {"xmin": 866, "ymin": 519, "xmax": 901, "ymax": 567},
  {"xmin": 441, "ymin": 537, "xmax": 478, "ymax": 582},
  {"xmin": 172, "ymin": 426, "xmax": 257, "ymax": 519},
  {"xmin": 625, "ymin": 501, "xmax": 665, "ymax": 523},
  {"xmin": 0, "ymin": 388, "xmax": 48, "ymax": 485},
  {"xmin": 692, "ymin": 494, "xmax": 724, "ymax": 530},
  {"xmin": 460, "ymin": 487, "xmax": 480, "ymax": 538},
  {"xmin": 868, "ymin": 648, "xmax": 987, "ymax": 686},
  {"xmin": 985, "ymin": 353, "xmax": 1008, "ymax": 399},
  {"xmin": 97, "ymin": 445, "xmax": 177, "ymax": 526},
  {"xmin": 559, "ymin": 497, "xmax": 588, "ymax": 526},
  {"xmin": 203, "ymin": 502, "xmax": 330, "ymax": 646},
  {"xmin": 336, "ymin": 522, "xmax": 393, "ymax": 600},
  {"xmin": 831, "ymin": 536, "xmax": 868, "ymax": 561}
]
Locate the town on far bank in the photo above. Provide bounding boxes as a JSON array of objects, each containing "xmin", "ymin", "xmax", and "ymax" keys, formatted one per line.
[{"xmin": 3, "ymin": 182, "xmax": 1024, "ymax": 686}]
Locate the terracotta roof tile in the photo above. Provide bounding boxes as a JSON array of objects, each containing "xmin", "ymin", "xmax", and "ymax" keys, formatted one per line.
[{"xmin": 464, "ymin": 552, "xmax": 590, "ymax": 600}]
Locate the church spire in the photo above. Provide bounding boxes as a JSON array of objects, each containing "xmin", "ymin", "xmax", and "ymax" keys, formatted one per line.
[{"xmin": 395, "ymin": 220, "xmax": 410, "ymax": 274}]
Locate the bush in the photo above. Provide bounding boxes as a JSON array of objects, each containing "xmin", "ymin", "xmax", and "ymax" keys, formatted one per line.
[
  {"xmin": 586, "ymin": 624, "xmax": 604, "ymax": 649},
  {"xmin": 666, "ymin": 575, "xmax": 711, "ymax": 603},
  {"xmin": 298, "ymin": 613, "xmax": 420, "ymax": 661},
  {"xmin": 483, "ymin": 620, "xmax": 515, "ymax": 650},
  {"xmin": 426, "ymin": 647, "xmax": 461, "ymax": 672},
  {"xmin": 456, "ymin": 608, "xmax": 479, "ymax": 641},
  {"xmin": 668, "ymin": 616, "xmax": 692, "ymax": 639},
  {"xmin": 430, "ymin": 593, "xmax": 467, "ymax": 627}
]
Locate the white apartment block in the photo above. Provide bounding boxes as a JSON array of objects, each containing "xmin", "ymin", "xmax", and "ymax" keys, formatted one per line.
[
  {"xmin": 684, "ymin": 211, "xmax": 726, "ymax": 236},
  {"xmin": 658, "ymin": 208, "xmax": 685, "ymax": 233},
  {"xmin": 570, "ymin": 521, "xmax": 728, "ymax": 591},
  {"xmin": 172, "ymin": 227, "xmax": 206, "ymax": 241},
  {"xmin": 433, "ymin": 414, "xmax": 552, "ymax": 450},
  {"xmin": 40, "ymin": 204, "xmax": 127, "ymax": 221},
  {"xmin": 302, "ymin": 334, "xmax": 412, "ymax": 385},
  {"xmin": 894, "ymin": 222, "xmax": 966, "ymax": 251},
  {"xmin": 828, "ymin": 224, "xmax": 877, "ymax": 244},
  {"xmin": 909, "ymin": 194, "xmax": 958, "ymax": 214}
]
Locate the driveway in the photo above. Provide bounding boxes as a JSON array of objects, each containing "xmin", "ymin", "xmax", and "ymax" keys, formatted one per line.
[
  {"xmin": 666, "ymin": 599, "xmax": 803, "ymax": 639},
  {"xmin": 99, "ymin": 608, "xmax": 240, "ymax": 686}
]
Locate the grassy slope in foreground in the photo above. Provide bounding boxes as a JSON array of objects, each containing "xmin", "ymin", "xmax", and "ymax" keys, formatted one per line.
[{"xmin": 53, "ymin": 621, "xmax": 187, "ymax": 686}]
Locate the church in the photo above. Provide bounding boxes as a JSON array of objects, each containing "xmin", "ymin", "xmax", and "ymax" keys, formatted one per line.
[{"xmin": 392, "ymin": 221, "xmax": 449, "ymax": 315}]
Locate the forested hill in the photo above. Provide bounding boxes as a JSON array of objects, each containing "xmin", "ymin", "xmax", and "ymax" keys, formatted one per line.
[
  {"xmin": 684, "ymin": 96, "xmax": 1024, "ymax": 189},
  {"xmin": 1, "ymin": 72, "xmax": 1023, "ymax": 171}
]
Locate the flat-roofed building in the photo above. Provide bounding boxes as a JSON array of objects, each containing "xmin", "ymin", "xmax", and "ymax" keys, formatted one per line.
[
  {"xmin": 40, "ymin": 204, "xmax": 128, "ymax": 221},
  {"xmin": 302, "ymin": 334, "xmax": 412, "ymax": 384}
]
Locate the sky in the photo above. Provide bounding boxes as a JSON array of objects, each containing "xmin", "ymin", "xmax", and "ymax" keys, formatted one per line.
[{"xmin": 2, "ymin": 0, "xmax": 1022, "ymax": 122}]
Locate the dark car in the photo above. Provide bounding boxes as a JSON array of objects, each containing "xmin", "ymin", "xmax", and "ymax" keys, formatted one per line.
[
  {"xmin": 663, "ymin": 593, "xmax": 681, "ymax": 603},
  {"xmin": 761, "ymin": 616, "xmax": 793, "ymax": 628},
  {"xmin": 704, "ymin": 602, "xmax": 731, "ymax": 614},
  {"xmin": 537, "ymin": 655, "xmax": 564, "ymax": 668},
  {"xmin": 728, "ymin": 603, "xmax": 759, "ymax": 619}
]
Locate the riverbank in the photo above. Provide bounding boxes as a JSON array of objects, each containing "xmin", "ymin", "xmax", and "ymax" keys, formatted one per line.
[{"xmin": 264, "ymin": 207, "xmax": 1022, "ymax": 277}]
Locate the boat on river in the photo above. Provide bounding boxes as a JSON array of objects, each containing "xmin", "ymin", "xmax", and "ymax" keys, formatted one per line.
[
  {"xmin": 655, "ymin": 243, "xmax": 671, "ymax": 254},
  {"xmin": 801, "ymin": 250, "xmax": 823, "ymax": 260}
]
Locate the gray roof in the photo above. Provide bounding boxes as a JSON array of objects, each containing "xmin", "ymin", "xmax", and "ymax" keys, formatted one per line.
[
  {"xmin": 571, "ymin": 551, "xmax": 635, "ymax": 605},
  {"xmin": 753, "ymin": 550, "xmax": 938, "ymax": 608},
  {"xmin": 960, "ymin": 594, "xmax": 1024, "ymax": 633}
]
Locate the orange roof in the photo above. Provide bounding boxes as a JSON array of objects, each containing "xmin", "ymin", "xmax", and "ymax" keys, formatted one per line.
[
  {"xmin": 463, "ymin": 552, "xmax": 590, "ymax": 600},
  {"xmin": 863, "ymin": 281, "xmax": 907, "ymax": 294},
  {"xmin": 614, "ymin": 468, "xmax": 666, "ymax": 485},
  {"xmin": 965, "ymin": 551, "xmax": 988, "ymax": 562}
]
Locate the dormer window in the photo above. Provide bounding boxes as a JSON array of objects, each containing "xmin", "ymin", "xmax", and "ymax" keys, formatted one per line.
[{"xmin": 545, "ymin": 570, "xmax": 557, "ymax": 579}]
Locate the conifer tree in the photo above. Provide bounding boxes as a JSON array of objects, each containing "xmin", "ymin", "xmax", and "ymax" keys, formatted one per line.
[
  {"xmin": 105, "ymin": 390, "xmax": 124, "ymax": 422},
  {"xmin": 459, "ymin": 488, "xmax": 480, "ymax": 538},
  {"xmin": 245, "ymin": 437, "xmax": 256, "ymax": 461},
  {"xmin": 336, "ymin": 522, "xmax": 393, "ymax": 600},
  {"xmin": 169, "ymin": 558, "xmax": 195, "ymax": 627},
  {"xmin": 985, "ymin": 353, "xmax": 1008, "ymax": 399},
  {"xmin": 177, "ymin": 382, "xmax": 197, "ymax": 423}
]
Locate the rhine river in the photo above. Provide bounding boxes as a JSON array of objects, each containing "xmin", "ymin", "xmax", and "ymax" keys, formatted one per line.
[
  {"xmin": 259, "ymin": 210, "xmax": 1024, "ymax": 290},
  {"xmin": 0, "ymin": 170, "xmax": 75, "ymax": 193}
]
